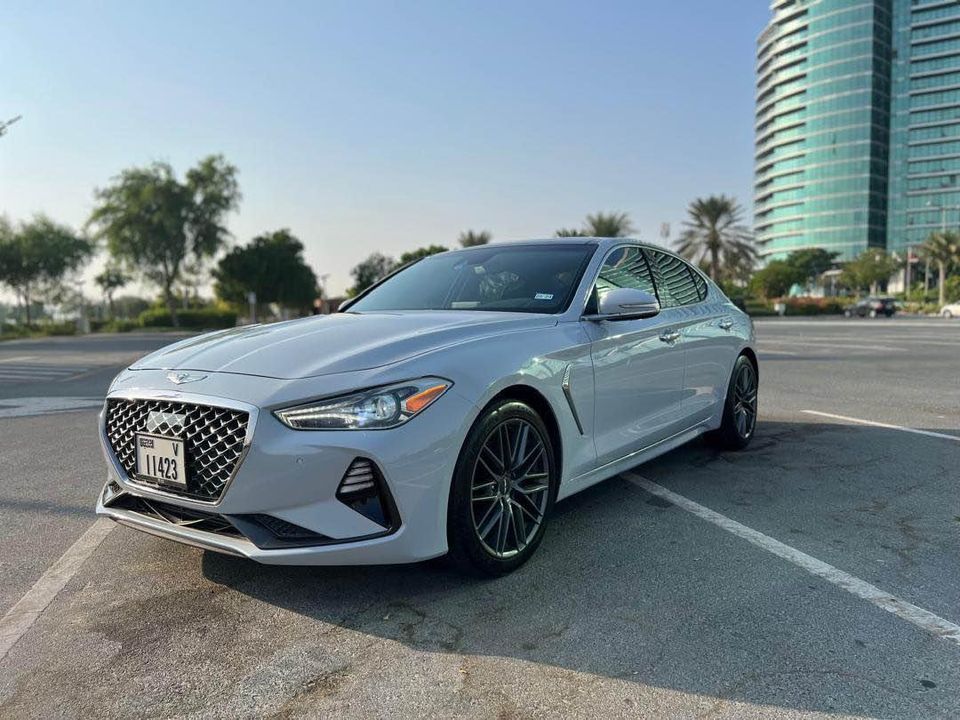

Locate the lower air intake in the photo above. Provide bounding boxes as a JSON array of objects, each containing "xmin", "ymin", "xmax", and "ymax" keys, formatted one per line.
[{"xmin": 337, "ymin": 458, "xmax": 398, "ymax": 531}]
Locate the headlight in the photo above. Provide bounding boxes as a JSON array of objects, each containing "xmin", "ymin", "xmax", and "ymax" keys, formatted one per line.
[{"xmin": 274, "ymin": 377, "xmax": 452, "ymax": 430}]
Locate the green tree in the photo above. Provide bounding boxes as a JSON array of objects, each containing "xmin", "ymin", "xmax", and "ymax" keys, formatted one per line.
[
  {"xmin": 749, "ymin": 260, "xmax": 803, "ymax": 299},
  {"xmin": 398, "ymin": 245, "xmax": 447, "ymax": 265},
  {"xmin": 94, "ymin": 266, "xmax": 130, "ymax": 318},
  {"xmin": 585, "ymin": 211, "xmax": 634, "ymax": 237},
  {"xmin": 458, "ymin": 230, "xmax": 491, "ymax": 248},
  {"xmin": 555, "ymin": 212, "xmax": 634, "ymax": 238},
  {"xmin": 677, "ymin": 195, "xmax": 756, "ymax": 282},
  {"xmin": 785, "ymin": 248, "xmax": 837, "ymax": 285},
  {"xmin": 214, "ymin": 229, "xmax": 318, "ymax": 315},
  {"xmin": 840, "ymin": 249, "xmax": 901, "ymax": 296},
  {"xmin": 0, "ymin": 215, "xmax": 94, "ymax": 324},
  {"xmin": 554, "ymin": 228, "xmax": 588, "ymax": 237},
  {"xmin": 88, "ymin": 155, "xmax": 241, "ymax": 326},
  {"xmin": 348, "ymin": 252, "xmax": 396, "ymax": 296},
  {"xmin": 922, "ymin": 231, "xmax": 960, "ymax": 306}
]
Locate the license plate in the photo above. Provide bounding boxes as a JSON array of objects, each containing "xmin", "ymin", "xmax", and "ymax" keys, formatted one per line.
[{"xmin": 135, "ymin": 433, "xmax": 186, "ymax": 487}]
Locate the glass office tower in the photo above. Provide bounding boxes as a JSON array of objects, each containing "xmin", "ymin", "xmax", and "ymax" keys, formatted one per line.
[
  {"xmin": 887, "ymin": 0, "xmax": 960, "ymax": 255},
  {"xmin": 756, "ymin": 0, "xmax": 960, "ymax": 261},
  {"xmin": 755, "ymin": 0, "xmax": 893, "ymax": 262}
]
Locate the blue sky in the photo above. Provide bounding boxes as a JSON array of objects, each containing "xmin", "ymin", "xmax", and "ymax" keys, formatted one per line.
[{"xmin": 2, "ymin": 0, "xmax": 769, "ymax": 297}]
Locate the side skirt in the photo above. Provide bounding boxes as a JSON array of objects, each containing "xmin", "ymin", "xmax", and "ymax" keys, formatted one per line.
[{"xmin": 556, "ymin": 423, "xmax": 708, "ymax": 501}]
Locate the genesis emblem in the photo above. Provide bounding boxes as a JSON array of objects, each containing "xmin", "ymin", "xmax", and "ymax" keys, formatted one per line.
[{"xmin": 166, "ymin": 371, "xmax": 207, "ymax": 385}]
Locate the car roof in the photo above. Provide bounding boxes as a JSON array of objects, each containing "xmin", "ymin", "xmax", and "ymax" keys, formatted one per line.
[{"xmin": 444, "ymin": 237, "xmax": 675, "ymax": 254}]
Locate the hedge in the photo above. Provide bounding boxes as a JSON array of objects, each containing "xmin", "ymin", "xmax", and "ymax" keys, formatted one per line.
[{"xmin": 138, "ymin": 308, "xmax": 237, "ymax": 329}]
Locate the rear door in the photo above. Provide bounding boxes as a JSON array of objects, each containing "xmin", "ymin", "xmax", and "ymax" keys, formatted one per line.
[
  {"xmin": 645, "ymin": 249, "xmax": 731, "ymax": 424},
  {"xmin": 582, "ymin": 245, "xmax": 687, "ymax": 465}
]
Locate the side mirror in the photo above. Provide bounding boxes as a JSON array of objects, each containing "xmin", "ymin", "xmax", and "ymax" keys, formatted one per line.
[{"xmin": 587, "ymin": 288, "xmax": 660, "ymax": 321}]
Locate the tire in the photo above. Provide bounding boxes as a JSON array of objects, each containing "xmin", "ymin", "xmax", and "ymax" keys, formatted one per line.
[
  {"xmin": 946, "ymin": 310, "xmax": 954, "ymax": 319},
  {"xmin": 708, "ymin": 354, "xmax": 758, "ymax": 451},
  {"xmin": 446, "ymin": 399, "xmax": 558, "ymax": 576}
]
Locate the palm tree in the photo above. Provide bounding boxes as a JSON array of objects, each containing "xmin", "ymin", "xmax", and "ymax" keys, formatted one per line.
[
  {"xmin": 677, "ymin": 195, "xmax": 756, "ymax": 282},
  {"xmin": 554, "ymin": 228, "xmax": 587, "ymax": 237},
  {"xmin": 923, "ymin": 230, "xmax": 960, "ymax": 306},
  {"xmin": 458, "ymin": 230, "xmax": 492, "ymax": 248},
  {"xmin": 555, "ymin": 211, "xmax": 635, "ymax": 238},
  {"xmin": 584, "ymin": 211, "xmax": 635, "ymax": 238}
]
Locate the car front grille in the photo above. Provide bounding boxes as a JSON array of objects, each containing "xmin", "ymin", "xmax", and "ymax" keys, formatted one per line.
[{"xmin": 105, "ymin": 398, "xmax": 249, "ymax": 502}]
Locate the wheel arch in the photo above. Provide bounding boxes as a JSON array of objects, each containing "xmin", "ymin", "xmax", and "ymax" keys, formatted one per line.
[
  {"xmin": 483, "ymin": 384, "xmax": 564, "ymax": 482},
  {"xmin": 740, "ymin": 345, "xmax": 759, "ymax": 379}
]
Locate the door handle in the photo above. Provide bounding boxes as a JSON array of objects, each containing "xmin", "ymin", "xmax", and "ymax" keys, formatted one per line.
[
  {"xmin": 719, "ymin": 318, "xmax": 734, "ymax": 331},
  {"xmin": 658, "ymin": 331, "xmax": 681, "ymax": 344}
]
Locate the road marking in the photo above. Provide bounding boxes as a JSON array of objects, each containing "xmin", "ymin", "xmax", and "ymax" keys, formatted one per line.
[
  {"xmin": 0, "ymin": 397, "xmax": 104, "ymax": 418},
  {"xmin": 0, "ymin": 365, "xmax": 91, "ymax": 382},
  {"xmin": 753, "ymin": 319, "xmax": 957, "ymax": 329},
  {"xmin": 0, "ymin": 518, "xmax": 115, "ymax": 661},
  {"xmin": 802, "ymin": 410, "xmax": 960, "ymax": 443},
  {"xmin": 0, "ymin": 356, "xmax": 37, "ymax": 364},
  {"xmin": 755, "ymin": 349, "xmax": 797, "ymax": 356},
  {"xmin": 624, "ymin": 472, "xmax": 960, "ymax": 647},
  {"xmin": 0, "ymin": 368, "xmax": 86, "ymax": 376},
  {"xmin": 760, "ymin": 335, "xmax": 960, "ymax": 348},
  {"xmin": 759, "ymin": 340, "xmax": 907, "ymax": 353}
]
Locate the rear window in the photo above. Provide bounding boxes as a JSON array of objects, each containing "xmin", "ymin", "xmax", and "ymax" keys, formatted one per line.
[{"xmin": 646, "ymin": 250, "xmax": 702, "ymax": 308}]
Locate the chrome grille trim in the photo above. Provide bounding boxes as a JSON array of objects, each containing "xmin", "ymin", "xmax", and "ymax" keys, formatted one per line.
[{"xmin": 104, "ymin": 395, "xmax": 253, "ymax": 503}]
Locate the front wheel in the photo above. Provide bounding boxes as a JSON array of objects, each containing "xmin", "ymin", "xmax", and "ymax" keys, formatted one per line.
[
  {"xmin": 446, "ymin": 400, "xmax": 557, "ymax": 576},
  {"xmin": 708, "ymin": 354, "xmax": 758, "ymax": 451},
  {"xmin": 945, "ymin": 310, "xmax": 954, "ymax": 319}
]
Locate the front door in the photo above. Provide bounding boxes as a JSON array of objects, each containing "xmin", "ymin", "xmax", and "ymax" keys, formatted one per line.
[{"xmin": 582, "ymin": 246, "xmax": 687, "ymax": 465}]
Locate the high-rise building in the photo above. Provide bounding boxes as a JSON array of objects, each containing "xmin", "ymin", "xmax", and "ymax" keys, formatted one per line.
[
  {"xmin": 755, "ymin": 0, "xmax": 960, "ymax": 262},
  {"xmin": 889, "ymin": 0, "xmax": 960, "ymax": 254}
]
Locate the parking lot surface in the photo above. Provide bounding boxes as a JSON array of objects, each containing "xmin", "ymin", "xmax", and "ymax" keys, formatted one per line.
[{"xmin": 0, "ymin": 319, "xmax": 957, "ymax": 719}]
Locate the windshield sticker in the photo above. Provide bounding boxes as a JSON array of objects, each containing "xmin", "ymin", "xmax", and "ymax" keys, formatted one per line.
[{"xmin": 534, "ymin": 293, "xmax": 554, "ymax": 300}]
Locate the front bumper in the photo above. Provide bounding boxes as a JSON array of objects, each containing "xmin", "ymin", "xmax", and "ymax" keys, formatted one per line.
[{"xmin": 95, "ymin": 370, "xmax": 478, "ymax": 565}]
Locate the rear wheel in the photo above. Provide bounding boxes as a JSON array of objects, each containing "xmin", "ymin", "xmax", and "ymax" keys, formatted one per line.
[
  {"xmin": 708, "ymin": 354, "xmax": 758, "ymax": 451},
  {"xmin": 945, "ymin": 310, "xmax": 954, "ymax": 319},
  {"xmin": 447, "ymin": 400, "xmax": 557, "ymax": 576}
]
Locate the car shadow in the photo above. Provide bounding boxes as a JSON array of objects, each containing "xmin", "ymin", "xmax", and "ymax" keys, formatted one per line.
[{"xmin": 201, "ymin": 420, "xmax": 959, "ymax": 718}]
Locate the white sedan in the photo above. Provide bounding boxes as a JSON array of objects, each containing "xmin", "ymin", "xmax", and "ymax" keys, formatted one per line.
[
  {"xmin": 940, "ymin": 302, "xmax": 960, "ymax": 318},
  {"xmin": 96, "ymin": 239, "xmax": 757, "ymax": 575}
]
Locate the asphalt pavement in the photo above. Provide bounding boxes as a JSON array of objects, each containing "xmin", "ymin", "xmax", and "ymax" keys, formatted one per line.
[{"xmin": 0, "ymin": 319, "xmax": 958, "ymax": 719}]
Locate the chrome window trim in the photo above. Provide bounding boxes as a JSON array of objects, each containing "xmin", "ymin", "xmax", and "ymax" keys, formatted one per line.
[{"xmin": 100, "ymin": 388, "xmax": 259, "ymax": 509}]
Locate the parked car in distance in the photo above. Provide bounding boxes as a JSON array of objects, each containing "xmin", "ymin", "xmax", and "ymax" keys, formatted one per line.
[
  {"xmin": 844, "ymin": 297, "xmax": 896, "ymax": 318},
  {"xmin": 940, "ymin": 302, "xmax": 960, "ymax": 318},
  {"xmin": 95, "ymin": 238, "xmax": 757, "ymax": 575}
]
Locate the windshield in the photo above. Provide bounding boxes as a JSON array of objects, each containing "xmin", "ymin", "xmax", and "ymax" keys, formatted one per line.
[{"xmin": 346, "ymin": 244, "xmax": 595, "ymax": 314}]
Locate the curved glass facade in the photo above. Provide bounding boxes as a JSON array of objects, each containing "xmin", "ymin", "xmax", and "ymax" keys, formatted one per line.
[
  {"xmin": 755, "ymin": 0, "xmax": 893, "ymax": 262},
  {"xmin": 887, "ymin": 0, "xmax": 960, "ymax": 254}
]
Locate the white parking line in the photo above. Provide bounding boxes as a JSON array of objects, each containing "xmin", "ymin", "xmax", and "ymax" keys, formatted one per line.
[
  {"xmin": 624, "ymin": 472, "xmax": 960, "ymax": 647},
  {"xmin": 802, "ymin": 410, "xmax": 960, "ymax": 443},
  {"xmin": 759, "ymin": 340, "xmax": 907, "ymax": 353},
  {"xmin": 0, "ymin": 518, "xmax": 115, "ymax": 661},
  {"xmin": 0, "ymin": 397, "xmax": 104, "ymax": 418}
]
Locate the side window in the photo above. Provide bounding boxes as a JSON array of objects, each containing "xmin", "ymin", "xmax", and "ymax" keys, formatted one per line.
[
  {"xmin": 588, "ymin": 246, "xmax": 656, "ymax": 313},
  {"xmin": 691, "ymin": 269, "xmax": 708, "ymax": 301},
  {"xmin": 646, "ymin": 250, "xmax": 702, "ymax": 308}
]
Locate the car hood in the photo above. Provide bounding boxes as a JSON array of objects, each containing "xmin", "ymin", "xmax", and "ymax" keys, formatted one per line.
[{"xmin": 130, "ymin": 311, "xmax": 557, "ymax": 380}]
